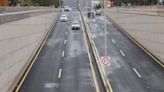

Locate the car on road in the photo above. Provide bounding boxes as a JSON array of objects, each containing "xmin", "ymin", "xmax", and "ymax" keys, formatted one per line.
[
  {"xmin": 87, "ymin": 11, "xmax": 95, "ymax": 18},
  {"xmin": 71, "ymin": 20, "xmax": 80, "ymax": 30},
  {"xmin": 60, "ymin": 14, "xmax": 68, "ymax": 22},
  {"xmin": 64, "ymin": 6, "xmax": 71, "ymax": 11},
  {"xmin": 96, "ymin": 10, "xmax": 102, "ymax": 16}
]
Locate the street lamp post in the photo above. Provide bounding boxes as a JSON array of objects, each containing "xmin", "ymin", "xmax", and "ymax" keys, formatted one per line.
[{"xmin": 104, "ymin": 0, "xmax": 107, "ymax": 57}]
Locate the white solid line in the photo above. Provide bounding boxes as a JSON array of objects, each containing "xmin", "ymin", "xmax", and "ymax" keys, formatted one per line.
[
  {"xmin": 58, "ymin": 69, "xmax": 62, "ymax": 79},
  {"xmin": 133, "ymin": 68, "xmax": 141, "ymax": 78},
  {"xmin": 62, "ymin": 51, "xmax": 65, "ymax": 57},
  {"xmin": 111, "ymin": 39, "xmax": 115, "ymax": 44},
  {"xmin": 120, "ymin": 50, "xmax": 125, "ymax": 56},
  {"xmin": 66, "ymin": 32, "xmax": 68, "ymax": 35},
  {"xmin": 64, "ymin": 40, "xmax": 67, "ymax": 44}
]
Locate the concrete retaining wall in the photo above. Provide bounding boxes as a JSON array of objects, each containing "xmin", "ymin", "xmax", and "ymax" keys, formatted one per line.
[
  {"xmin": 0, "ymin": 8, "xmax": 58, "ymax": 24},
  {"xmin": 0, "ymin": 10, "xmax": 59, "ymax": 92},
  {"xmin": 0, "ymin": 7, "xmax": 51, "ymax": 13}
]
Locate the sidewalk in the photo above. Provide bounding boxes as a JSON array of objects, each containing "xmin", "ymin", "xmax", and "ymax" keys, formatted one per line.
[
  {"xmin": 0, "ymin": 12, "xmax": 58, "ymax": 92},
  {"xmin": 107, "ymin": 8, "xmax": 164, "ymax": 64}
]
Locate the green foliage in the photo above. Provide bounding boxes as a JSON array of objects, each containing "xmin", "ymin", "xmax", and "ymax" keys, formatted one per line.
[
  {"xmin": 32, "ymin": 0, "xmax": 60, "ymax": 7},
  {"xmin": 95, "ymin": 3, "xmax": 101, "ymax": 10},
  {"xmin": 10, "ymin": 0, "xmax": 19, "ymax": 5}
]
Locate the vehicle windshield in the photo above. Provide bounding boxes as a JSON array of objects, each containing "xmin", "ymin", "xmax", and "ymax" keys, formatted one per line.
[
  {"xmin": 73, "ymin": 21, "xmax": 79, "ymax": 24},
  {"xmin": 61, "ymin": 15, "xmax": 67, "ymax": 17}
]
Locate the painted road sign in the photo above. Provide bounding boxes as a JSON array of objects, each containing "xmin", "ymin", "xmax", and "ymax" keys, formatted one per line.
[{"xmin": 101, "ymin": 56, "xmax": 110, "ymax": 66}]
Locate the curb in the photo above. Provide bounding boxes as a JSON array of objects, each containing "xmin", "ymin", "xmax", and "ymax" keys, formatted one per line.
[{"xmin": 106, "ymin": 15, "xmax": 164, "ymax": 68}]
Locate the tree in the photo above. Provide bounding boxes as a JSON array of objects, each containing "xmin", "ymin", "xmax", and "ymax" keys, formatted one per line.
[
  {"xmin": 32, "ymin": 0, "xmax": 60, "ymax": 7},
  {"xmin": 95, "ymin": 3, "xmax": 101, "ymax": 10}
]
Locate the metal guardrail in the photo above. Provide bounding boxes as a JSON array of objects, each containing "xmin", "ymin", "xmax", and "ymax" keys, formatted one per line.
[{"xmin": 79, "ymin": 10, "xmax": 108, "ymax": 92}]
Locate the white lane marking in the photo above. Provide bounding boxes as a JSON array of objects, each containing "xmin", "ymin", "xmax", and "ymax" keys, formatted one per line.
[
  {"xmin": 133, "ymin": 68, "xmax": 141, "ymax": 78},
  {"xmin": 44, "ymin": 83, "xmax": 59, "ymax": 88},
  {"xmin": 58, "ymin": 69, "xmax": 62, "ymax": 79},
  {"xmin": 111, "ymin": 39, "xmax": 116, "ymax": 44},
  {"xmin": 120, "ymin": 50, "xmax": 125, "ymax": 56},
  {"xmin": 62, "ymin": 51, "xmax": 65, "ymax": 57},
  {"xmin": 66, "ymin": 32, "xmax": 68, "ymax": 35},
  {"xmin": 64, "ymin": 40, "xmax": 67, "ymax": 44}
]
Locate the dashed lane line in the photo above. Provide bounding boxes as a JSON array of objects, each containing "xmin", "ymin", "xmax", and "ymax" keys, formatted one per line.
[
  {"xmin": 64, "ymin": 40, "xmax": 67, "ymax": 44},
  {"xmin": 120, "ymin": 50, "xmax": 125, "ymax": 56},
  {"xmin": 58, "ymin": 68, "xmax": 62, "ymax": 79},
  {"xmin": 133, "ymin": 68, "xmax": 141, "ymax": 78},
  {"xmin": 62, "ymin": 51, "xmax": 65, "ymax": 57},
  {"xmin": 111, "ymin": 39, "xmax": 116, "ymax": 44}
]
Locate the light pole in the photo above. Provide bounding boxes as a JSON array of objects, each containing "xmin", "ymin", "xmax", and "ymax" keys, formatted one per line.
[{"xmin": 104, "ymin": 0, "xmax": 107, "ymax": 57}]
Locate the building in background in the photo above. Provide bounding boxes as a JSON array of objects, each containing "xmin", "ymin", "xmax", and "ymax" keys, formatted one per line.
[
  {"xmin": 0, "ymin": 0, "xmax": 9, "ymax": 6},
  {"xmin": 108, "ymin": 0, "xmax": 113, "ymax": 7},
  {"xmin": 113, "ymin": 0, "xmax": 159, "ymax": 6}
]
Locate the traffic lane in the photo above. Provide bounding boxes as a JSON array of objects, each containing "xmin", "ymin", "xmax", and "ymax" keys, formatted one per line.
[
  {"xmin": 95, "ymin": 16, "xmax": 164, "ymax": 92},
  {"xmin": 59, "ymin": 11, "xmax": 95, "ymax": 92},
  {"xmin": 19, "ymin": 15, "xmax": 68, "ymax": 92},
  {"xmin": 63, "ymin": 0, "xmax": 78, "ymax": 8},
  {"xmin": 96, "ymin": 16, "xmax": 164, "ymax": 91},
  {"xmin": 88, "ymin": 20, "xmax": 149, "ymax": 92},
  {"xmin": 106, "ymin": 23, "xmax": 164, "ymax": 92},
  {"xmin": 63, "ymin": 0, "xmax": 86, "ymax": 9}
]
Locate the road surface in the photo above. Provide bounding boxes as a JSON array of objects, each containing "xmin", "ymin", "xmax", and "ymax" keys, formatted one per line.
[
  {"xmin": 83, "ymin": 13, "xmax": 164, "ymax": 92},
  {"xmin": 19, "ymin": 11, "xmax": 95, "ymax": 92}
]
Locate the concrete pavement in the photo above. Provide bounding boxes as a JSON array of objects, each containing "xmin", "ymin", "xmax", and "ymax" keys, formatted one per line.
[
  {"xmin": 0, "ymin": 12, "xmax": 58, "ymax": 92},
  {"xmin": 107, "ymin": 7, "xmax": 164, "ymax": 65}
]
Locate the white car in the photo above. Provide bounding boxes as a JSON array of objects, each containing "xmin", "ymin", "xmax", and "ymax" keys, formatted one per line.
[
  {"xmin": 60, "ymin": 14, "xmax": 68, "ymax": 22},
  {"xmin": 96, "ymin": 10, "xmax": 102, "ymax": 16},
  {"xmin": 71, "ymin": 20, "xmax": 80, "ymax": 30},
  {"xmin": 64, "ymin": 6, "xmax": 71, "ymax": 11}
]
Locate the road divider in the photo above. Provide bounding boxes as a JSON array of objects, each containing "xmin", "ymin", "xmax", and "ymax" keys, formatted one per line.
[{"xmin": 80, "ymin": 10, "xmax": 113, "ymax": 92}]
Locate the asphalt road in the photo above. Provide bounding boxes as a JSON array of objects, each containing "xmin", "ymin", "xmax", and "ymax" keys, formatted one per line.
[
  {"xmin": 19, "ymin": 11, "xmax": 95, "ymax": 92},
  {"xmin": 63, "ymin": 0, "xmax": 87, "ymax": 9},
  {"xmin": 83, "ymin": 13, "xmax": 164, "ymax": 92}
]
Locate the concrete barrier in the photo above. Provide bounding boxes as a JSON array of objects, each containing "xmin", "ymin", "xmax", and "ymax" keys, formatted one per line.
[
  {"xmin": 0, "ymin": 8, "xmax": 58, "ymax": 24},
  {"xmin": 0, "ymin": 6, "xmax": 50, "ymax": 13},
  {"xmin": 0, "ymin": 10, "xmax": 59, "ymax": 92}
]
